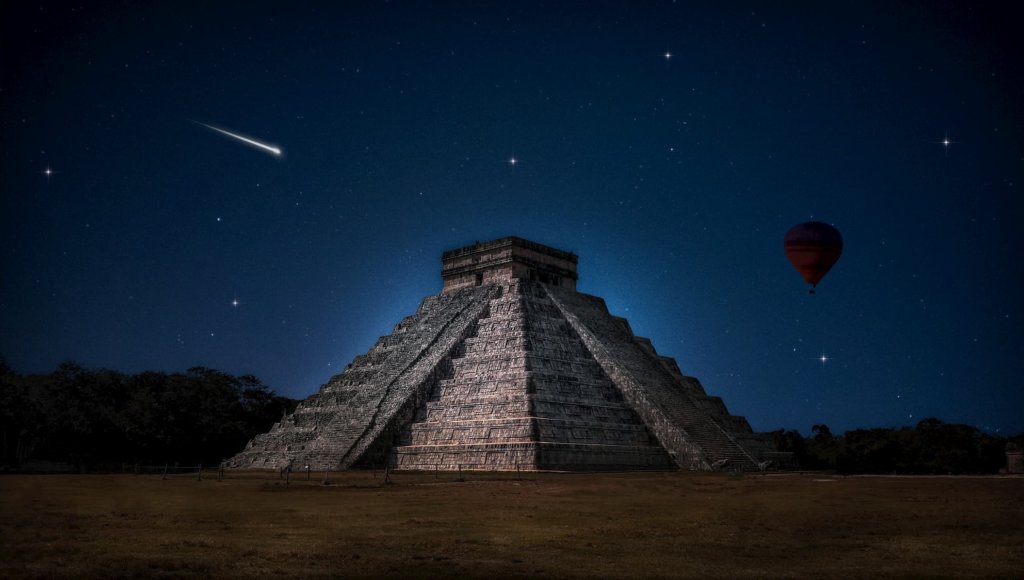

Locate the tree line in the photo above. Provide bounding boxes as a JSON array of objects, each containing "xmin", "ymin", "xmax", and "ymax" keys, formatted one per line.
[
  {"xmin": 0, "ymin": 358, "xmax": 298, "ymax": 470},
  {"xmin": 770, "ymin": 420, "xmax": 1021, "ymax": 474},
  {"xmin": 2, "ymin": 357, "xmax": 1019, "ymax": 474}
]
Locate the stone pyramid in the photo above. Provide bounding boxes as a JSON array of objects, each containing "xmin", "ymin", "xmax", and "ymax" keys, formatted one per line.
[{"xmin": 229, "ymin": 237, "xmax": 782, "ymax": 471}]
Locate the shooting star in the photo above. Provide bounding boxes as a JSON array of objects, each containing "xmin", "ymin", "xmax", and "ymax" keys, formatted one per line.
[{"xmin": 192, "ymin": 120, "xmax": 282, "ymax": 157}]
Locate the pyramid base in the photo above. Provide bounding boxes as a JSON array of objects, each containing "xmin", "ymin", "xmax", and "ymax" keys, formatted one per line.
[{"xmin": 392, "ymin": 441, "xmax": 673, "ymax": 471}]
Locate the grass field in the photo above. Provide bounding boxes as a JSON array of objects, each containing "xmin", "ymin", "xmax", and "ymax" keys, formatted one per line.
[{"xmin": 1, "ymin": 470, "xmax": 1021, "ymax": 578}]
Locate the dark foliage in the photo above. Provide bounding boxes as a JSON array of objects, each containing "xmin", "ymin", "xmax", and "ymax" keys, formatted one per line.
[
  {"xmin": 0, "ymin": 358, "xmax": 298, "ymax": 469},
  {"xmin": 771, "ymin": 419, "xmax": 1023, "ymax": 474}
]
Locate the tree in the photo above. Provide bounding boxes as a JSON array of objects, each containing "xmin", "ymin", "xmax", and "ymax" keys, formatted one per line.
[
  {"xmin": 912, "ymin": 418, "xmax": 982, "ymax": 474},
  {"xmin": 1, "ymin": 361, "xmax": 298, "ymax": 468},
  {"xmin": 806, "ymin": 424, "xmax": 839, "ymax": 469},
  {"xmin": 837, "ymin": 428, "xmax": 900, "ymax": 474},
  {"xmin": 0, "ymin": 357, "xmax": 37, "ymax": 466},
  {"xmin": 770, "ymin": 429, "xmax": 809, "ymax": 468}
]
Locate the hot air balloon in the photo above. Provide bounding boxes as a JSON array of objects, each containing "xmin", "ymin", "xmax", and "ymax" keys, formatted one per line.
[{"xmin": 784, "ymin": 221, "xmax": 843, "ymax": 294}]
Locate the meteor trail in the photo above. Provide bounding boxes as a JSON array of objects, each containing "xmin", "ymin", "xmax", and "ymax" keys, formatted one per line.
[{"xmin": 192, "ymin": 121, "xmax": 282, "ymax": 157}]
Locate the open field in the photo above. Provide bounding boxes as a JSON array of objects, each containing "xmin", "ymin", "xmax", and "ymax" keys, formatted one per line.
[{"xmin": 1, "ymin": 470, "xmax": 1021, "ymax": 578}]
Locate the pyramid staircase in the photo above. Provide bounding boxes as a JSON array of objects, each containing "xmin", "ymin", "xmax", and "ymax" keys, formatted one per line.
[
  {"xmin": 391, "ymin": 280, "xmax": 672, "ymax": 470},
  {"xmin": 229, "ymin": 284, "xmax": 498, "ymax": 470}
]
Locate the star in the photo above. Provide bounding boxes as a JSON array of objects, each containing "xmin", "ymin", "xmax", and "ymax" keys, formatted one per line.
[
  {"xmin": 41, "ymin": 166, "xmax": 54, "ymax": 182},
  {"xmin": 819, "ymin": 351, "xmax": 829, "ymax": 366},
  {"xmin": 664, "ymin": 51, "xmax": 672, "ymax": 60},
  {"xmin": 508, "ymin": 156, "xmax": 517, "ymax": 166},
  {"xmin": 939, "ymin": 130, "xmax": 955, "ymax": 157},
  {"xmin": 231, "ymin": 296, "xmax": 240, "ymax": 308}
]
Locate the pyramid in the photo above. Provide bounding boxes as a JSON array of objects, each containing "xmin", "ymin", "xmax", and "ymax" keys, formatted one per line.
[{"xmin": 229, "ymin": 237, "xmax": 783, "ymax": 471}]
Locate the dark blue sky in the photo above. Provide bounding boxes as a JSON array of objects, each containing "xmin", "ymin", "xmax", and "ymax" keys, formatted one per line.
[{"xmin": 2, "ymin": 1, "xmax": 1021, "ymax": 435}]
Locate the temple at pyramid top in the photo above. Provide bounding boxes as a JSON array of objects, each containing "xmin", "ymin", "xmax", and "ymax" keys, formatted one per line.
[
  {"xmin": 442, "ymin": 236, "xmax": 578, "ymax": 292},
  {"xmin": 230, "ymin": 236, "xmax": 791, "ymax": 473}
]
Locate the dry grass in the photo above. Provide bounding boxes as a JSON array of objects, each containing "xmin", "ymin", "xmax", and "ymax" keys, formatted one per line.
[{"xmin": 1, "ymin": 470, "xmax": 1021, "ymax": 578}]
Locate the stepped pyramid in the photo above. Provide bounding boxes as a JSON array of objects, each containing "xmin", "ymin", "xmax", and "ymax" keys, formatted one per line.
[{"xmin": 229, "ymin": 237, "xmax": 783, "ymax": 471}]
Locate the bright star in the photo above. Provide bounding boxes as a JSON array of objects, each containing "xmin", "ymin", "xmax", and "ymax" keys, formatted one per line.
[
  {"xmin": 664, "ymin": 51, "xmax": 672, "ymax": 59},
  {"xmin": 41, "ymin": 166, "xmax": 54, "ymax": 182},
  {"xmin": 819, "ymin": 352, "xmax": 829, "ymax": 365},
  {"xmin": 509, "ymin": 156, "xmax": 517, "ymax": 166},
  {"xmin": 939, "ymin": 130, "xmax": 955, "ymax": 157}
]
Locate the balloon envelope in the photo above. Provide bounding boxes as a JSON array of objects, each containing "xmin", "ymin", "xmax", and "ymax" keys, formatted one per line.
[{"xmin": 784, "ymin": 222, "xmax": 843, "ymax": 289}]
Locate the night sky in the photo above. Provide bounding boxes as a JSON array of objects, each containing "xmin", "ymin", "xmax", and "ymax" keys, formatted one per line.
[{"xmin": 3, "ymin": 2, "xmax": 1022, "ymax": 435}]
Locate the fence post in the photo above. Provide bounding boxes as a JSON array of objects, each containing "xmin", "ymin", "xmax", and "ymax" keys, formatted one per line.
[
  {"xmin": 162, "ymin": 464, "xmax": 168, "ymax": 480},
  {"xmin": 197, "ymin": 464, "xmax": 202, "ymax": 481}
]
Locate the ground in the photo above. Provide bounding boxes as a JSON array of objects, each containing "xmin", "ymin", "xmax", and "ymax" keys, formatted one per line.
[{"xmin": 1, "ymin": 470, "xmax": 1021, "ymax": 578}]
